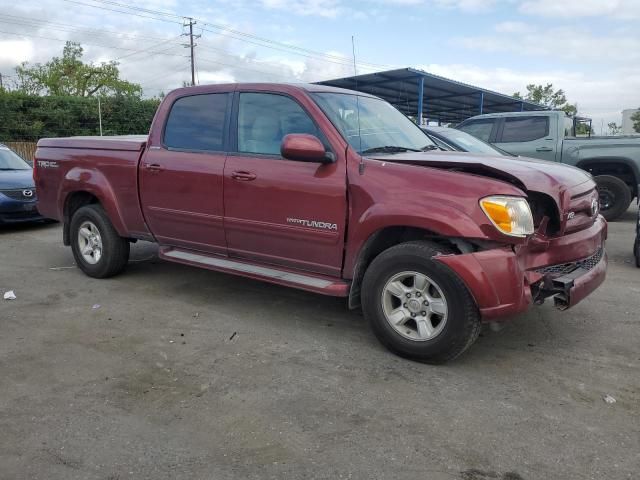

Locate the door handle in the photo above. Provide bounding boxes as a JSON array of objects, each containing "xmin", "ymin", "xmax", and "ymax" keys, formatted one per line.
[
  {"xmin": 231, "ymin": 171, "xmax": 257, "ymax": 181},
  {"xmin": 535, "ymin": 147, "xmax": 553, "ymax": 152},
  {"xmin": 144, "ymin": 163, "xmax": 164, "ymax": 173}
]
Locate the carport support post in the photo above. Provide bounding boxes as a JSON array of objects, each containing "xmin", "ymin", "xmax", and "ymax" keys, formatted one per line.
[
  {"xmin": 478, "ymin": 92, "xmax": 484, "ymax": 115},
  {"xmin": 520, "ymin": 101, "xmax": 524, "ymax": 112},
  {"xmin": 417, "ymin": 75, "xmax": 424, "ymax": 126}
]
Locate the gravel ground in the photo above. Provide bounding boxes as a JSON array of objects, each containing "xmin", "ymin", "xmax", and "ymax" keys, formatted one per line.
[{"xmin": 1, "ymin": 207, "xmax": 638, "ymax": 480}]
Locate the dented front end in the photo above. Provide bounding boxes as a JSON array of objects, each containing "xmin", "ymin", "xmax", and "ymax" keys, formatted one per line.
[{"xmin": 435, "ymin": 215, "xmax": 607, "ymax": 321}]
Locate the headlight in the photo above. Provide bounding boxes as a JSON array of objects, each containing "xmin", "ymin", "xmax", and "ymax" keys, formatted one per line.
[{"xmin": 480, "ymin": 195, "xmax": 534, "ymax": 237}]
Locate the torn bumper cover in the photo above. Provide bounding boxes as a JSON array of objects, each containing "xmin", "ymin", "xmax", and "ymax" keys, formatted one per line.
[{"xmin": 435, "ymin": 216, "xmax": 607, "ymax": 321}]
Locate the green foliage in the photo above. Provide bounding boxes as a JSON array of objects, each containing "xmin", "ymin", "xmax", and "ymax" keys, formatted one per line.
[
  {"xmin": 14, "ymin": 42, "xmax": 142, "ymax": 98},
  {"xmin": 0, "ymin": 90, "xmax": 160, "ymax": 142},
  {"xmin": 632, "ymin": 110, "xmax": 640, "ymax": 133},
  {"xmin": 607, "ymin": 122, "xmax": 622, "ymax": 135},
  {"xmin": 513, "ymin": 83, "xmax": 577, "ymax": 116}
]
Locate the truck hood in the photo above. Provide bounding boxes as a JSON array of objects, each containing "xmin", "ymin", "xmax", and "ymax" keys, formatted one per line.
[
  {"xmin": 367, "ymin": 151, "xmax": 592, "ymax": 196},
  {"xmin": 0, "ymin": 169, "xmax": 34, "ymax": 190},
  {"xmin": 367, "ymin": 151, "xmax": 598, "ymax": 235}
]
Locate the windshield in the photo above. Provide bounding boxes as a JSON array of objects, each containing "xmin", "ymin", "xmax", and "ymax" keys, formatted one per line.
[
  {"xmin": 0, "ymin": 146, "xmax": 31, "ymax": 170},
  {"xmin": 311, "ymin": 92, "xmax": 436, "ymax": 153},
  {"xmin": 435, "ymin": 128, "xmax": 505, "ymax": 155}
]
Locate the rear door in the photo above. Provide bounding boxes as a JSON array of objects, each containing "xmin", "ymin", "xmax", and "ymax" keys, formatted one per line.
[
  {"xmin": 494, "ymin": 115, "xmax": 557, "ymax": 161},
  {"xmin": 139, "ymin": 92, "xmax": 231, "ymax": 255},
  {"xmin": 223, "ymin": 90, "xmax": 347, "ymax": 277}
]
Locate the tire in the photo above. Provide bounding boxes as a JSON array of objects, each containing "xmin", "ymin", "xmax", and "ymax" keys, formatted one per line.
[
  {"xmin": 70, "ymin": 204, "xmax": 130, "ymax": 278},
  {"xmin": 635, "ymin": 238, "xmax": 640, "ymax": 268},
  {"xmin": 595, "ymin": 175, "xmax": 632, "ymax": 221},
  {"xmin": 361, "ymin": 241, "xmax": 481, "ymax": 364}
]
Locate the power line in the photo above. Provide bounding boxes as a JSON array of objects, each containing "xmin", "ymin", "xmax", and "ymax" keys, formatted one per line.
[
  {"xmin": 65, "ymin": 0, "xmax": 392, "ymax": 71},
  {"xmin": 0, "ymin": 29, "xmax": 189, "ymax": 60}
]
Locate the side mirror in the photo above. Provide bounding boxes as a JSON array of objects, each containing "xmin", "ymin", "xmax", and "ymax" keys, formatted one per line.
[{"xmin": 281, "ymin": 134, "xmax": 335, "ymax": 164}]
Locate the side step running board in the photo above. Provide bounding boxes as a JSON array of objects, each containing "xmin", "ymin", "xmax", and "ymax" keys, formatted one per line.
[{"xmin": 160, "ymin": 248, "xmax": 350, "ymax": 297}]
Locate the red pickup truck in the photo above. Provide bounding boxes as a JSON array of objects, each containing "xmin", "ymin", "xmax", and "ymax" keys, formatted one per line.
[{"xmin": 34, "ymin": 83, "xmax": 607, "ymax": 363}]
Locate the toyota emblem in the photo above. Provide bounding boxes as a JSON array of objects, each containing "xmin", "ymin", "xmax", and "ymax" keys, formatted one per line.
[
  {"xmin": 23, "ymin": 189, "xmax": 33, "ymax": 198},
  {"xmin": 591, "ymin": 198, "xmax": 598, "ymax": 217}
]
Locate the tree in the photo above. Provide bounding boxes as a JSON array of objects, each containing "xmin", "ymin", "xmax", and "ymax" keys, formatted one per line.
[
  {"xmin": 632, "ymin": 110, "xmax": 640, "ymax": 133},
  {"xmin": 608, "ymin": 122, "xmax": 623, "ymax": 135},
  {"xmin": 14, "ymin": 42, "xmax": 142, "ymax": 98},
  {"xmin": 513, "ymin": 83, "xmax": 577, "ymax": 116}
]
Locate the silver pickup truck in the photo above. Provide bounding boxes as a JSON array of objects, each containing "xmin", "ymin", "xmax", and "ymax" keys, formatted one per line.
[{"xmin": 458, "ymin": 111, "xmax": 640, "ymax": 221}]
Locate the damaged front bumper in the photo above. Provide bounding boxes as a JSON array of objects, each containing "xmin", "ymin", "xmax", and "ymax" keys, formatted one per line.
[{"xmin": 435, "ymin": 216, "xmax": 608, "ymax": 321}]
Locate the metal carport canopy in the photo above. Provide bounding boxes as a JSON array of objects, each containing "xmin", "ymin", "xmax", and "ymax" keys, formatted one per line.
[{"xmin": 316, "ymin": 67, "xmax": 548, "ymax": 125}]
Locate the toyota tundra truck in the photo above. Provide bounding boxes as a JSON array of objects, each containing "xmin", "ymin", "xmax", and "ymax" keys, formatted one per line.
[{"xmin": 34, "ymin": 84, "xmax": 608, "ymax": 363}]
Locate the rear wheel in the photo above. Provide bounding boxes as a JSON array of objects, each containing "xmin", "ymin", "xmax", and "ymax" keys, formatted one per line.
[
  {"xmin": 70, "ymin": 204, "xmax": 130, "ymax": 278},
  {"xmin": 635, "ymin": 237, "xmax": 640, "ymax": 268},
  {"xmin": 595, "ymin": 175, "xmax": 632, "ymax": 221},
  {"xmin": 361, "ymin": 241, "xmax": 481, "ymax": 363}
]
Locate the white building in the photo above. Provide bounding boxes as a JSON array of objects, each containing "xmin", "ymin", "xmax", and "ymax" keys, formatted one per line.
[{"xmin": 622, "ymin": 109, "xmax": 639, "ymax": 135}]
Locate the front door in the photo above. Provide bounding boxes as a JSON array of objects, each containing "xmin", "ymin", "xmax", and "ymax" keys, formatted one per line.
[
  {"xmin": 223, "ymin": 91, "xmax": 347, "ymax": 277},
  {"xmin": 139, "ymin": 92, "xmax": 231, "ymax": 255}
]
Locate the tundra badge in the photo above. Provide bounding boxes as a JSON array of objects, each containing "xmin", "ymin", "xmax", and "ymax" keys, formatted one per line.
[{"xmin": 287, "ymin": 217, "xmax": 338, "ymax": 231}]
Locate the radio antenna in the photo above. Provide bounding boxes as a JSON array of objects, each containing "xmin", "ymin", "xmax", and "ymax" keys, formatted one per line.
[{"xmin": 352, "ymin": 35, "xmax": 365, "ymax": 174}]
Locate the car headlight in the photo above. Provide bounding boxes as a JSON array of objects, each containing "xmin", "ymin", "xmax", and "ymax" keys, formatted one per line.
[{"xmin": 480, "ymin": 195, "xmax": 534, "ymax": 237}]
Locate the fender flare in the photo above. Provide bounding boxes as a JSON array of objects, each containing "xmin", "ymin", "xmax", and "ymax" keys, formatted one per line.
[
  {"xmin": 575, "ymin": 156, "xmax": 639, "ymax": 187},
  {"xmin": 58, "ymin": 167, "xmax": 128, "ymax": 236}
]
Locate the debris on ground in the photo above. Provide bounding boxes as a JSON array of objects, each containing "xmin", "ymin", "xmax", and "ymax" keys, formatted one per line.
[
  {"xmin": 3, "ymin": 290, "xmax": 16, "ymax": 300},
  {"xmin": 92, "ymin": 304, "xmax": 101, "ymax": 310},
  {"xmin": 49, "ymin": 266, "xmax": 76, "ymax": 271},
  {"xmin": 603, "ymin": 395, "xmax": 616, "ymax": 404},
  {"xmin": 193, "ymin": 312, "xmax": 200, "ymax": 318},
  {"xmin": 229, "ymin": 332, "xmax": 237, "ymax": 341}
]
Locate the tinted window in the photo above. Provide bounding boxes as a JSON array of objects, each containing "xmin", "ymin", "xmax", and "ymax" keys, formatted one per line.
[
  {"xmin": 164, "ymin": 93, "xmax": 229, "ymax": 151},
  {"xmin": 238, "ymin": 93, "xmax": 319, "ymax": 156},
  {"xmin": 457, "ymin": 119, "xmax": 495, "ymax": 142},
  {"xmin": 500, "ymin": 116, "xmax": 549, "ymax": 143}
]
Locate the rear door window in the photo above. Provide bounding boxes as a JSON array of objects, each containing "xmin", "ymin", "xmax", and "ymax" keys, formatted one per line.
[
  {"xmin": 500, "ymin": 116, "xmax": 549, "ymax": 143},
  {"xmin": 164, "ymin": 93, "xmax": 229, "ymax": 151},
  {"xmin": 457, "ymin": 119, "xmax": 496, "ymax": 142}
]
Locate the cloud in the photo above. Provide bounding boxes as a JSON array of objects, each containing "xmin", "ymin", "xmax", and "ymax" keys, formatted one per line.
[
  {"xmin": 519, "ymin": 0, "xmax": 640, "ymax": 19},
  {"xmin": 457, "ymin": 26, "xmax": 640, "ymax": 63},
  {"xmin": 259, "ymin": 0, "xmax": 342, "ymax": 18},
  {"xmin": 0, "ymin": 40, "xmax": 34, "ymax": 65},
  {"xmin": 434, "ymin": 0, "xmax": 497, "ymax": 11}
]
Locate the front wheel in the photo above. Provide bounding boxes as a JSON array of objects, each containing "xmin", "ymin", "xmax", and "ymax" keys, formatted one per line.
[
  {"xmin": 361, "ymin": 241, "xmax": 481, "ymax": 364},
  {"xmin": 70, "ymin": 204, "xmax": 130, "ymax": 278},
  {"xmin": 595, "ymin": 175, "xmax": 632, "ymax": 221}
]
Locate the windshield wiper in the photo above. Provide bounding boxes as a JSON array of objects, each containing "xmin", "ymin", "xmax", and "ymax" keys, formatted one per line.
[
  {"xmin": 361, "ymin": 146, "xmax": 422, "ymax": 154},
  {"xmin": 420, "ymin": 145, "xmax": 440, "ymax": 151}
]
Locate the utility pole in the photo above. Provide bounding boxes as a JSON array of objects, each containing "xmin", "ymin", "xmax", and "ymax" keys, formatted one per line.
[
  {"xmin": 183, "ymin": 18, "xmax": 200, "ymax": 86},
  {"xmin": 98, "ymin": 97, "xmax": 103, "ymax": 136}
]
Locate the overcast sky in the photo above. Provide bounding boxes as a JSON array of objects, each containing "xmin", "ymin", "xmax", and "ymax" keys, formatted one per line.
[{"xmin": 1, "ymin": 0, "xmax": 639, "ymax": 132}]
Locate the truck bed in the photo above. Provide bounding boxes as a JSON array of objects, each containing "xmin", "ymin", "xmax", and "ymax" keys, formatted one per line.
[{"xmin": 34, "ymin": 135, "xmax": 151, "ymax": 239}]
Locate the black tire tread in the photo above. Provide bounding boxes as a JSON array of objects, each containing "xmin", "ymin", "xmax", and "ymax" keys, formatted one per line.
[
  {"xmin": 70, "ymin": 204, "xmax": 130, "ymax": 278},
  {"xmin": 596, "ymin": 175, "xmax": 632, "ymax": 222},
  {"xmin": 362, "ymin": 240, "xmax": 481, "ymax": 364}
]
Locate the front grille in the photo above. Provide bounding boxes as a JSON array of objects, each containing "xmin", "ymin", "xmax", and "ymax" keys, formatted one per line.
[
  {"xmin": 0, "ymin": 189, "xmax": 37, "ymax": 201},
  {"xmin": 536, "ymin": 248, "xmax": 604, "ymax": 275}
]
